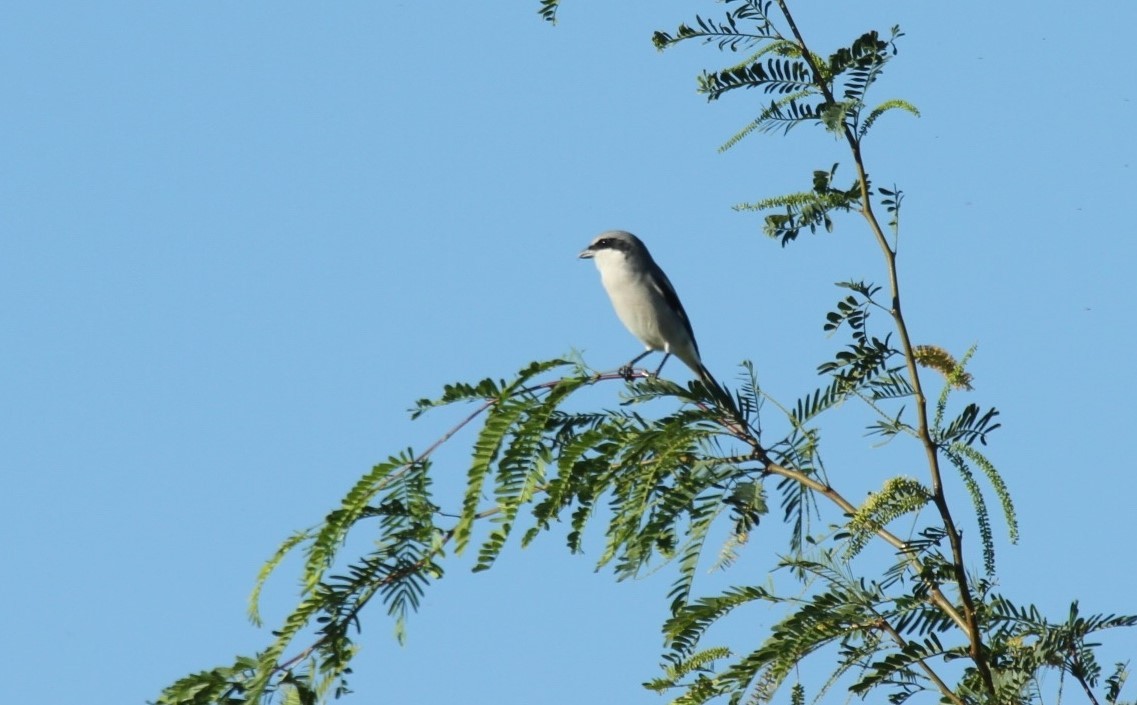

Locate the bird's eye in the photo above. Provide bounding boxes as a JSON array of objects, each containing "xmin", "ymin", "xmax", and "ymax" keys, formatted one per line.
[{"xmin": 597, "ymin": 238, "xmax": 611, "ymax": 248}]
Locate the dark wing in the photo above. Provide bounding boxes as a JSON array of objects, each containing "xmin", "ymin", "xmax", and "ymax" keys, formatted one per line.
[{"xmin": 647, "ymin": 259, "xmax": 700, "ymax": 354}]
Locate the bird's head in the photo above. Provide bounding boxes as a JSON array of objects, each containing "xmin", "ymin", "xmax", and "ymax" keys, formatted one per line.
[{"xmin": 578, "ymin": 230, "xmax": 645, "ymax": 264}]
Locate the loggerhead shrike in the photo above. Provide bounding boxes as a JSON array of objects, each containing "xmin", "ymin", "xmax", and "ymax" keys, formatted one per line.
[{"xmin": 579, "ymin": 230, "xmax": 714, "ymax": 384}]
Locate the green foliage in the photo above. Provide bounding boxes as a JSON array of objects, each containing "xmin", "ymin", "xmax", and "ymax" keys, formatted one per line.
[
  {"xmin": 844, "ymin": 477, "xmax": 931, "ymax": 558},
  {"xmin": 156, "ymin": 3, "xmax": 1133, "ymax": 705},
  {"xmin": 977, "ymin": 599, "xmax": 1137, "ymax": 705},
  {"xmin": 922, "ymin": 346, "xmax": 1018, "ymax": 576},
  {"xmin": 158, "ymin": 655, "xmax": 260, "ymax": 705},
  {"xmin": 736, "ymin": 165, "xmax": 862, "ymax": 244},
  {"xmin": 537, "ymin": 0, "xmax": 559, "ymax": 24},
  {"xmin": 660, "ymin": 4, "xmax": 913, "ymax": 150},
  {"xmin": 699, "ymin": 57, "xmax": 814, "ymax": 99},
  {"xmin": 651, "ymin": 1, "xmax": 778, "ymax": 53},
  {"xmin": 1106, "ymin": 662, "xmax": 1131, "ymax": 705},
  {"xmin": 862, "ymin": 98, "xmax": 920, "ymax": 137}
]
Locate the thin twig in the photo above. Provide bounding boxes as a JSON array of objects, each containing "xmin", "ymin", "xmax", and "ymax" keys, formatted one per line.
[
  {"xmin": 873, "ymin": 610, "xmax": 967, "ymax": 705},
  {"xmin": 1069, "ymin": 647, "xmax": 1103, "ymax": 705}
]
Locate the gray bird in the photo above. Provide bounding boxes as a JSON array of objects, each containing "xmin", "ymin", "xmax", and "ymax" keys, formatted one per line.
[{"xmin": 579, "ymin": 230, "xmax": 714, "ymax": 384}]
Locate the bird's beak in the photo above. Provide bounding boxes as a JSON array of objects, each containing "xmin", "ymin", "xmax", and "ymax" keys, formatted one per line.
[{"xmin": 578, "ymin": 247, "xmax": 594, "ymax": 259}]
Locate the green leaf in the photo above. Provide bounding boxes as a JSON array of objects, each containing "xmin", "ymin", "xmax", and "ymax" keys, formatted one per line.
[
  {"xmin": 699, "ymin": 58, "xmax": 814, "ymax": 100},
  {"xmin": 249, "ymin": 528, "xmax": 316, "ymax": 627},
  {"xmin": 861, "ymin": 98, "xmax": 920, "ymax": 137},
  {"xmin": 652, "ymin": 9, "xmax": 775, "ymax": 52},
  {"xmin": 537, "ymin": 0, "xmax": 559, "ymax": 24}
]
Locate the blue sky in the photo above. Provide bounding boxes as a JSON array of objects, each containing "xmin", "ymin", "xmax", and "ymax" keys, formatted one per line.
[{"xmin": 3, "ymin": 1, "xmax": 1135, "ymax": 703}]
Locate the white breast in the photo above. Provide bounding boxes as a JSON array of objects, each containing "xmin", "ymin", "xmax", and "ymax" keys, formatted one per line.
[{"xmin": 593, "ymin": 249, "xmax": 668, "ymax": 350}]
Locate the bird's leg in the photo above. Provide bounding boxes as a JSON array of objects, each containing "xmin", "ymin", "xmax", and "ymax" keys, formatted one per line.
[
  {"xmin": 651, "ymin": 353, "xmax": 671, "ymax": 378},
  {"xmin": 620, "ymin": 349, "xmax": 654, "ymax": 379}
]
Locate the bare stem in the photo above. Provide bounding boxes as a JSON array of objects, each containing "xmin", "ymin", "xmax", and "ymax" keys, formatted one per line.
[
  {"xmin": 771, "ymin": 0, "xmax": 995, "ymax": 695},
  {"xmin": 762, "ymin": 459, "xmax": 968, "ymax": 634}
]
